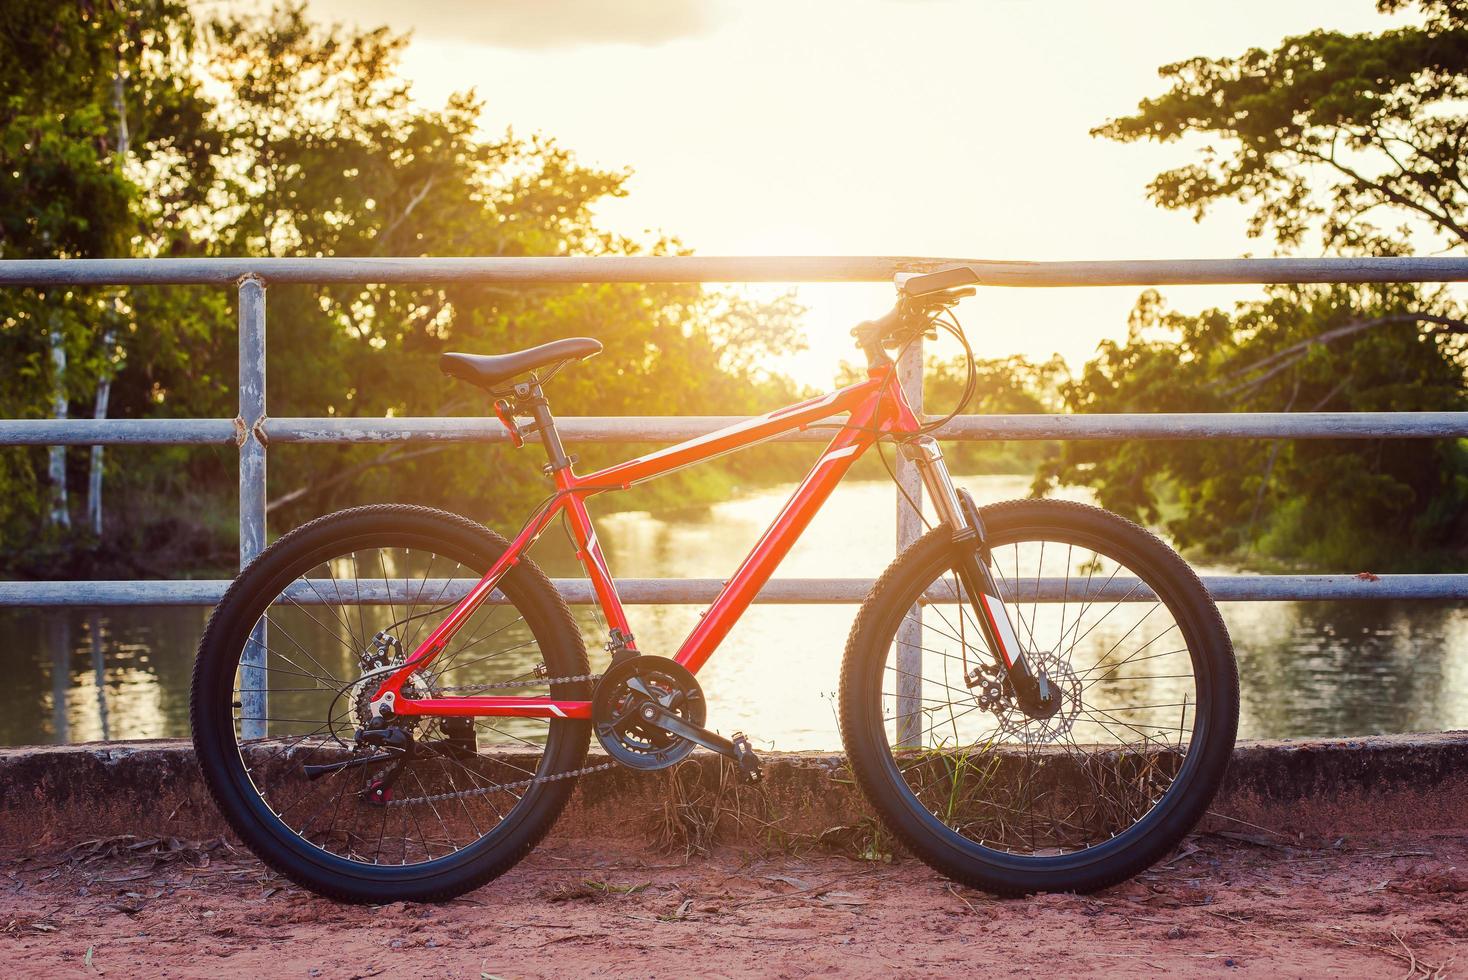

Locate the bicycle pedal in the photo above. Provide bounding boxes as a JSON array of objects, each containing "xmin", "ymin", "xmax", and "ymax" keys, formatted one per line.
[{"xmin": 731, "ymin": 732, "xmax": 763, "ymax": 784}]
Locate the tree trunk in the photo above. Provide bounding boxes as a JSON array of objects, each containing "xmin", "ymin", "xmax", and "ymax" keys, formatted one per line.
[
  {"xmin": 87, "ymin": 65, "xmax": 132, "ymax": 539},
  {"xmin": 86, "ymin": 328, "xmax": 115, "ymax": 537},
  {"xmin": 47, "ymin": 316, "xmax": 70, "ymax": 530}
]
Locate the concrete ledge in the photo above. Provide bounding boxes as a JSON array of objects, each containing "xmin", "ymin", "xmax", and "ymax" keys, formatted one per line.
[{"xmin": 2, "ymin": 734, "xmax": 1465, "ymax": 849}]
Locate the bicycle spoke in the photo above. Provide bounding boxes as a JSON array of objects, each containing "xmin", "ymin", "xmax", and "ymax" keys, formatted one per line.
[
  {"xmin": 879, "ymin": 529, "xmax": 1206, "ymax": 857},
  {"xmin": 221, "ymin": 536, "xmax": 570, "ymax": 874},
  {"xmin": 324, "ymin": 558, "xmax": 363, "ymax": 655},
  {"xmin": 298, "ymin": 570, "xmax": 361, "ymax": 652}
]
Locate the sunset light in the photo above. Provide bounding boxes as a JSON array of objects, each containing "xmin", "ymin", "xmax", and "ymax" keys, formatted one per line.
[{"xmin": 2, "ymin": 1, "xmax": 1465, "ymax": 974}]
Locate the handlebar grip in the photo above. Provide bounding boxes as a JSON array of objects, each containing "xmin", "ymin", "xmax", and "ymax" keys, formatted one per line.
[
  {"xmin": 900, "ymin": 266, "xmax": 980, "ymax": 297},
  {"xmin": 851, "ymin": 305, "xmax": 902, "ymax": 345},
  {"xmin": 868, "ymin": 305, "xmax": 903, "ymax": 335}
]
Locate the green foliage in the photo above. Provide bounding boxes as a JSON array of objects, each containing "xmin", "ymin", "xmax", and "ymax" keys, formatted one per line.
[
  {"xmin": 0, "ymin": 0, "xmax": 220, "ymax": 560},
  {"xmin": 1040, "ymin": 286, "xmax": 1468, "ymax": 569},
  {"xmin": 0, "ymin": 1, "xmax": 809, "ymax": 575},
  {"xmin": 929, "ymin": 354, "xmax": 1065, "ymax": 474},
  {"xmin": 1093, "ymin": 0, "xmax": 1467, "ymax": 254},
  {"xmin": 1050, "ymin": 0, "xmax": 1468, "ymax": 571},
  {"xmin": 183, "ymin": 6, "xmax": 810, "ymax": 527}
]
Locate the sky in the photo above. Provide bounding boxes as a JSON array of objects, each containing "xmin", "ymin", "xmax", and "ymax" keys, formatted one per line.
[{"xmin": 239, "ymin": 0, "xmax": 1412, "ymax": 387}]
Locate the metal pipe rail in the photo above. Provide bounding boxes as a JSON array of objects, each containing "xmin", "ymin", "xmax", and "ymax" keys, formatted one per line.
[
  {"xmin": 3, "ymin": 255, "xmax": 1468, "ymax": 286},
  {"xmin": 4, "ymin": 412, "xmax": 1468, "ymax": 444},
  {"xmin": 2, "ymin": 574, "xmax": 1466, "ymax": 608},
  {"xmin": 5, "ymin": 255, "xmax": 1468, "ymax": 740}
]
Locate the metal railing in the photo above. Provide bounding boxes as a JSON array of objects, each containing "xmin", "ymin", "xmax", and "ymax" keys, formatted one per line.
[
  {"xmin": 3, "ymin": 254, "xmax": 1467, "ymax": 601},
  {"xmin": 4, "ymin": 257, "xmax": 1468, "ymax": 737}
]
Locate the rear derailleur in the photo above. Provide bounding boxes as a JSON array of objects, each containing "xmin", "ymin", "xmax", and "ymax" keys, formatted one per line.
[{"xmin": 302, "ymin": 717, "xmax": 481, "ymax": 805}]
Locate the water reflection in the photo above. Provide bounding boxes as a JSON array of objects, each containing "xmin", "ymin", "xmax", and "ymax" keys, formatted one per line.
[
  {"xmin": 250, "ymin": 547, "xmax": 552, "ymax": 746},
  {"xmin": 2, "ymin": 476, "xmax": 1464, "ymax": 748},
  {"xmin": 1228, "ymin": 599, "xmax": 1468, "ymax": 740},
  {"xmin": 5, "ymin": 605, "xmax": 206, "ymax": 745}
]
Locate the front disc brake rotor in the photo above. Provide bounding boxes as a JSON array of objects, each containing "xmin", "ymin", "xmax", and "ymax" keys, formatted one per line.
[
  {"xmin": 592, "ymin": 655, "xmax": 706, "ymax": 770},
  {"xmin": 994, "ymin": 650, "xmax": 1082, "ymax": 744}
]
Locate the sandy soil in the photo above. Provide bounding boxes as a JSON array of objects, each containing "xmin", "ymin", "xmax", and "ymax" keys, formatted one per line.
[{"xmin": 1, "ymin": 830, "xmax": 1463, "ymax": 978}]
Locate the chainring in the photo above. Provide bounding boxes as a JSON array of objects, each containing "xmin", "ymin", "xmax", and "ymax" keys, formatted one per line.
[{"xmin": 592, "ymin": 655, "xmax": 706, "ymax": 771}]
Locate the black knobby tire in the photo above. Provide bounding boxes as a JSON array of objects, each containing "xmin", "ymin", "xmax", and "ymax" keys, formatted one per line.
[
  {"xmin": 191, "ymin": 505, "xmax": 591, "ymax": 903},
  {"xmin": 839, "ymin": 498, "xmax": 1239, "ymax": 895}
]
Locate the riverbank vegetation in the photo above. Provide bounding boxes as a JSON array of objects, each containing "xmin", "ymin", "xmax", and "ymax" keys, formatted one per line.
[
  {"xmin": 0, "ymin": 2, "xmax": 822, "ymax": 576},
  {"xmin": 2, "ymin": 0, "xmax": 1464, "ymax": 577},
  {"xmin": 1039, "ymin": 0, "xmax": 1468, "ymax": 571}
]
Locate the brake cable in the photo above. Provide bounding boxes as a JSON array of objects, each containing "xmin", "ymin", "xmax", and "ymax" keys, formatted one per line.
[{"xmin": 914, "ymin": 308, "xmax": 978, "ymax": 437}]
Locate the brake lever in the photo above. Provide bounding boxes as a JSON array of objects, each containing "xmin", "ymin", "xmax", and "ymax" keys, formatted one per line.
[{"xmin": 880, "ymin": 315, "xmax": 941, "ymax": 350}]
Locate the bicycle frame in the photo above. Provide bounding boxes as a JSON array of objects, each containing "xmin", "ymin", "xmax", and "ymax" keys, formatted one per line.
[{"xmin": 376, "ymin": 362, "xmax": 924, "ymax": 721}]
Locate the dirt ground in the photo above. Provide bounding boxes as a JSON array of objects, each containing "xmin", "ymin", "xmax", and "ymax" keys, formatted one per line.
[{"xmin": 1, "ymin": 830, "xmax": 1463, "ymax": 978}]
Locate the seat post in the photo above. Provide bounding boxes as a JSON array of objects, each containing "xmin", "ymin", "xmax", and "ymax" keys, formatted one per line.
[{"xmin": 523, "ymin": 383, "xmax": 573, "ymax": 473}]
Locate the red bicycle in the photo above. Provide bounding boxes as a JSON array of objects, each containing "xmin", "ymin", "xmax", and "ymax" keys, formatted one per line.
[{"xmin": 192, "ymin": 268, "xmax": 1239, "ymax": 902}]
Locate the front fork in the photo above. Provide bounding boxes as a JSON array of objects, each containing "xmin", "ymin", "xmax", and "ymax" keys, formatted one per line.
[{"xmin": 900, "ymin": 438, "xmax": 1057, "ymax": 712}]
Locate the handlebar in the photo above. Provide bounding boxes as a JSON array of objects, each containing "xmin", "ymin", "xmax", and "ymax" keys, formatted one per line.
[
  {"xmin": 850, "ymin": 304, "xmax": 907, "ymax": 368},
  {"xmin": 850, "ymin": 281, "xmax": 976, "ymax": 370},
  {"xmin": 851, "ymin": 273, "xmax": 981, "ymax": 434}
]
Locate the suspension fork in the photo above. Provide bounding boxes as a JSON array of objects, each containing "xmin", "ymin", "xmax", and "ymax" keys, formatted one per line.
[{"xmin": 900, "ymin": 437, "xmax": 1055, "ymax": 709}]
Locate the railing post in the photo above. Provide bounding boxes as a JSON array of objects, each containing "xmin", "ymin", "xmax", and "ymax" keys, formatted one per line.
[
  {"xmin": 238, "ymin": 275, "xmax": 267, "ymax": 741},
  {"xmin": 894, "ymin": 339, "xmax": 923, "ymax": 747}
]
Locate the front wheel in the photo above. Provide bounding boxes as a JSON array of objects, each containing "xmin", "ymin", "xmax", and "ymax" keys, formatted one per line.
[{"xmin": 839, "ymin": 498, "xmax": 1238, "ymax": 895}]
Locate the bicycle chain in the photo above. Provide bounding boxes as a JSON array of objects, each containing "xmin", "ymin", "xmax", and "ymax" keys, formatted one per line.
[
  {"xmin": 429, "ymin": 671, "xmax": 602, "ymax": 693},
  {"xmin": 381, "ymin": 671, "xmax": 609, "ymax": 807},
  {"xmin": 385, "ymin": 760, "xmax": 618, "ymax": 808}
]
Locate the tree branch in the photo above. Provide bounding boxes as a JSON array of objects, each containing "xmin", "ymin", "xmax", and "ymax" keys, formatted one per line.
[
  {"xmin": 1218, "ymin": 312, "xmax": 1468, "ymax": 397},
  {"xmin": 266, "ymin": 444, "xmax": 447, "ymax": 513},
  {"xmin": 1295, "ymin": 145, "xmax": 1468, "ymax": 244},
  {"xmin": 374, "ymin": 172, "xmax": 438, "ymax": 255},
  {"xmin": 1224, "ymin": 312, "xmax": 1468, "ymax": 379}
]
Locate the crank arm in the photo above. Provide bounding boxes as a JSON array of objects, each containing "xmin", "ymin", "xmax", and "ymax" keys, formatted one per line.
[
  {"xmin": 302, "ymin": 751, "xmax": 398, "ymax": 780},
  {"xmin": 637, "ymin": 704, "xmax": 764, "ymax": 782},
  {"xmin": 637, "ymin": 703, "xmax": 736, "ymax": 757}
]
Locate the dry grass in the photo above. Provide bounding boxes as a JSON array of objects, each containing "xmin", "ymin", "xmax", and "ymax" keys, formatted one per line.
[
  {"xmin": 896, "ymin": 740, "xmax": 1184, "ymax": 852},
  {"xmin": 650, "ymin": 758, "xmax": 764, "ymax": 857}
]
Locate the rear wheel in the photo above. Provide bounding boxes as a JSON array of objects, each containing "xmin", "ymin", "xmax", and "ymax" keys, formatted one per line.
[
  {"xmin": 191, "ymin": 504, "xmax": 591, "ymax": 903},
  {"xmin": 839, "ymin": 498, "xmax": 1238, "ymax": 895}
]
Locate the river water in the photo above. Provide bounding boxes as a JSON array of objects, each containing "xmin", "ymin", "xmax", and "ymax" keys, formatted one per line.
[{"xmin": 3, "ymin": 475, "xmax": 1465, "ymax": 748}]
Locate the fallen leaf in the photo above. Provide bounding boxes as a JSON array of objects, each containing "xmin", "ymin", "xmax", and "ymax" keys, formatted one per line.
[
  {"xmin": 818, "ymin": 891, "xmax": 868, "ymax": 907},
  {"xmin": 762, "ymin": 874, "xmax": 813, "ymax": 890}
]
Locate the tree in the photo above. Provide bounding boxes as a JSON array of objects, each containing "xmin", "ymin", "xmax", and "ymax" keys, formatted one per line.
[
  {"xmin": 0, "ymin": 0, "xmax": 216, "ymax": 555},
  {"xmin": 930, "ymin": 355, "xmax": 1065, "ymax": 475},
  {"xmin": 1042, "ymin": 0, "xmax": 1468, "ymax": 570},
  {"xmin": 1091, "ymin": 0, "xmax": 1467, "ymax": 254},
  {"xmin": 1038, "ymin": 286, "xmax": 1467, "ymax": 569},
  {"xmin": 0, "ymin": 2, "xmax": 808, "ymax": 575},
  {"xmin": 187, "ymin": 4, "xmax": 808, "ymax": 527}
]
